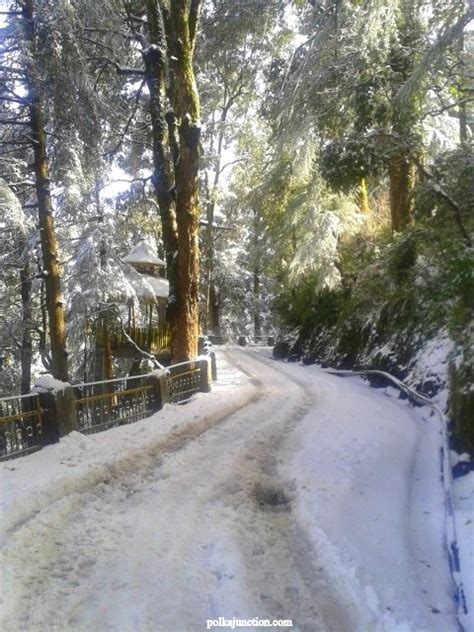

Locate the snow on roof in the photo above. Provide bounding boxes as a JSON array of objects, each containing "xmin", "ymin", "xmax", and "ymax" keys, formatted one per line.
[
  {"xmin": 124, "ymin": 241, "xmax": 165, "ymax": 267},
  {"xmin": 139, "ymin": 275, "xmax": 169, "ymax": 299}
]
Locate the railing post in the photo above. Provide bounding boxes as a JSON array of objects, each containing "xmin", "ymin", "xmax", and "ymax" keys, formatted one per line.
[
  {"xmin": 200, "ymin": 357, "xmax": 212, "ymax": 393},
  {"xmin": 209, "ymin": 351, "xmax": 217, "ymax": 381},
  {"xmin": 147, "ymin": 369, "xmax": 170, "ymax": 410},
  {"xmin": 34, "ymin": 380, "xmax": 78, "ymax": 440},
  {"xmin": 36, "ymin": 391, "xmax": 60, "ymax": 445},
  {"xmin": 56, "ymin": 386, "xmax": 78, "ymax": 436}
]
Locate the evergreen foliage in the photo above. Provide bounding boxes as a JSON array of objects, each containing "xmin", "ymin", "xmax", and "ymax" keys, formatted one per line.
[{"xmin": 0, "ymin": 0, "xmax": 472, "ymax": 450}]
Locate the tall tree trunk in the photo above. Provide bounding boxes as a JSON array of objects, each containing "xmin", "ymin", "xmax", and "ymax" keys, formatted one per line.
[
  {"xmin": 388, "ymin": 155, "xmax": 414, "ymax": 232},
  {"xmin": 208, "ymin": 283, "xmax": 220, "ymax": 334},
  {"xmin": 459, "ymin": 101, "xmax": 468, "ymax": 146},
  {"xmin": 252, "ymin": 208, "xmax": 262, "ymax": 339},
  {"xmin": 387, "ymin": 2, "xmax": 420, "ymax": 235},
  {"xmin": 20, "ymin": 258, "xmax": 32, "ymax": 394},
  {"xmin": 102, "ymin": 317, "xmax": 113, "ymax": 382},
  {"xmin": 22, "ymin": 0, "xmax": 69, "ymax": 381},
  {"xmin": 143, "ymin": 0, "xmax": 202, "ymax": 362},
  {"xmin": 169, "ymin": 0, "xmax": 202, "ymax": 361},
  {"xmin": 96, "ymin": 194, "xmax": 113, "ymax": 382},
  {"xmin": 174, "ymin": 117, "xmax": 201, "ymax": 361},
  {"xmin": 94, "ymin": 346, "xmax": 104, "ymax": 382},
  {"xmin": 144, "ymin": 0, "xmax": 180, "ymax": 356},
  {"xmin": 38, "ymin": 273, "xmax": 50, "ymax": 371},
  {"xmin": 204, "ymin": 192, "xmax": 216, "ymax": 334},
  {"xmin": 458, "ymin": 31, "xmax": 468, "ymax": 146},
  {"xmin": 253, "ymin": 270, "xmax": 261, "ymax": 339},
  {"xmin": 205, "ymin": 98, "xmax": 229, "ymax": 335}
]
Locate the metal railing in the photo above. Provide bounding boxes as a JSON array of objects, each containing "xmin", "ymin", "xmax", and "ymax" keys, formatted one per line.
[
  {"xmin": 75, "ymin": 373, "xmax": 158, "ymax": 435},
  {"xmin": 167, "ymin": 361, "xmax": 202, "ymax": 404},
  {"xmin": 0, "ymin": 354, "xmax": 215, "ymax": 457},
  {"xmin": 0, "ymin": 393, "xmax": 43, "ymax": 460},
  {"xmin": 74, "ymin": 358, "xmax": 210, "ymax": 433}
]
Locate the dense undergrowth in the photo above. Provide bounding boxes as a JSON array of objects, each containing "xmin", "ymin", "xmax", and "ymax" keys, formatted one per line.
[{"xmin": 274, "ymin": 155, "xmax": 473, "ymax": 454}]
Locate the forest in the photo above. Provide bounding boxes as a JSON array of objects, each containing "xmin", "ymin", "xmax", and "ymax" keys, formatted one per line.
[{"xmin": 0, "ymin": 0, "xmax": 473, "ymax": 451}]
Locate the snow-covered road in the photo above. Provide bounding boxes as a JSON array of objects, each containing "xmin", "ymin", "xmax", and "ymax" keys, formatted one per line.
[{"xmin": 0, "ymin": 348, "xmax": 459, "ymax": 631}]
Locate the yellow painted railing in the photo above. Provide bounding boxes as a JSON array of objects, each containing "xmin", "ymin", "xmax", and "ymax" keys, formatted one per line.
[{"xmin": 0, "ymin": 393, "xmax": 43, "ymax": 460}]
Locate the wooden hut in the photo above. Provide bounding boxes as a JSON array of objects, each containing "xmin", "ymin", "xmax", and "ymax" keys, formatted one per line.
[{"xmin": 95, "ymin": 241, "xmax": 171, "ymax": 378}]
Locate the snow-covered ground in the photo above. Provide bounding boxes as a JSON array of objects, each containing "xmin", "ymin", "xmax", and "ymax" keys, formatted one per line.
[
  {"xmin": 453, "ymin": 461, "xmax": 474, "ymax": 631},
  {"xmin": 0, "ymin": 347, "xmax": 467, "ymax": 631}
]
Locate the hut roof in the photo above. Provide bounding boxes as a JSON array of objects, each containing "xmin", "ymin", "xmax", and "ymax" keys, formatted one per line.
[
  {"xmin": 139, "ymin": 275, "xmax": 169, "ymax": 299},
  {"xmin": 124, "ymin": 240, "xmax": 165, "ymax": 267}
]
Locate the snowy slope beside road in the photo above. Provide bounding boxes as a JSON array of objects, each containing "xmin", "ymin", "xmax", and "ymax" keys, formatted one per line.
[{"xmin": 0, "ymin": 348, "xmax": 460, "ymax": 631}]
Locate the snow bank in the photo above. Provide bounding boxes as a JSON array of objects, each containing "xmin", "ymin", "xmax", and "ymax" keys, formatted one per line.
[
  {"xmin": 453, "ymin": 466, "xmax": 474, "ymax": 631},
  {"xmin": 404, "ymin": 330, "xmax": 455, "ymax": 409},
  {"xmin": 268, "ymin": 355, "xmax": 459, "ymax": 631}
]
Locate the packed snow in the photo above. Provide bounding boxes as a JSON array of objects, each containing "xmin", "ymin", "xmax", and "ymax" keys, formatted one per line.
[{"xmin": 0, "ymin": 347, "xmax": 467, "ymax": 631}]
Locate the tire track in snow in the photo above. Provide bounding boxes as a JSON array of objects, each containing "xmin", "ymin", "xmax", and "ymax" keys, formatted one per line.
[
  {"xmin": 1, "ymin": 348, "xmax": 366, "ymax": 631},
  {"xmin": 212, "ymin": 349, "xmax": 360, "ymax": 632},
  {"xmin": 218, "ymin": 349, "xmax": 380, "ymax": 632}
]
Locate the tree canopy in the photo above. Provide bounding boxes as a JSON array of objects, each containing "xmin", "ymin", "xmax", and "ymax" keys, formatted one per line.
[{"xmin": 0, "ymin": 0, "xmax": 472, "ymax": 404}]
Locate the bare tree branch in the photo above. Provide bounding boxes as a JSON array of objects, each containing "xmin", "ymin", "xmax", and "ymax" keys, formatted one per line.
[{"xmin": 87, "ymin": 56, "xmax": 144, "ymax": 77}]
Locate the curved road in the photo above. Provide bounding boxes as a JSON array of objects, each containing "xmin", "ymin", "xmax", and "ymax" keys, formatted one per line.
[{"xmin": 0, "ymin": 348, "xmax": 458, "ymax": 631}]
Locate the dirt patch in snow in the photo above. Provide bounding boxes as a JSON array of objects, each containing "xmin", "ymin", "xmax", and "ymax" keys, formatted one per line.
[{"xmin": 253, "ymin": 481, "xmax": 292, "ymax": 512}]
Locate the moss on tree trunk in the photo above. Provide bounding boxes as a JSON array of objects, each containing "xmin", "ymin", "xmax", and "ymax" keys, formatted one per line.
[
  {"xmin": 23, "ymin": 0, "xmax": 69, "ymax": 382},
  {"xmin": 389, "ymin": 154, "xmax": 414, "ymax": 233}
]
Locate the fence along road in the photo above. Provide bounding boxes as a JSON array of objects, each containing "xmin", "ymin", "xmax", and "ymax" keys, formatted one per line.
[
  {"xmin": 0, "ymin": 354, "xmax": 215, "ymax": 461},
  {"xmin": 0, "ymin": 392, "xmax": 43, "ymax": 459}
]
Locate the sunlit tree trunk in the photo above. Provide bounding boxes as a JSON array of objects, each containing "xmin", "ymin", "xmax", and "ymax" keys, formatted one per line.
[
  {"xmin": 388, "ymin": 155, "xmax": 414, "ymax": 232},
  {"xmin": 387, "ymin": 1, "xmax": 420, "ymax": 235},
  {"xmin": 208, "ymin": 283, "xmax": 220, "ymax": 334},
  {"xmin": 252, "ymin": 208, "xmax": 261, "ymax": 339},
  {"xmin": 20, "ymin": 258, "xmax": 32, "ymax": 394},
  {"xmin": 253, "ymin": 270, "xmax": 261, "ymax": 339},
  {"xmin": 22, "ymin": 0, "xmax": 69, "ymax": 381},
  {"xmin": 357, "ymin": 177, "xmax": 370, "ymax": 214},
  {"xmin": 102, "ymin": 317, "xmax": 114, "ymax": 382},
  {"xmin": 204, "ymin": 97, "xmax": 230, "ymax": 335},
  {"xmin": 169, "ymin": 0, "xmax": 202, "ymax": 361},
  {"xmin": 138, "ymin": 0, "xmax": 203, "ymax": 361},
  {"xmin": 458, "ymin": 31, "xmax": 468, "ymax": 146},
  {"xmin": 144, "ymin": 0, "xmax": 180, "ymax": 355},
  {"xmin": 205, "ymin": 192, "xmax": 217, "ymax": 335}
]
